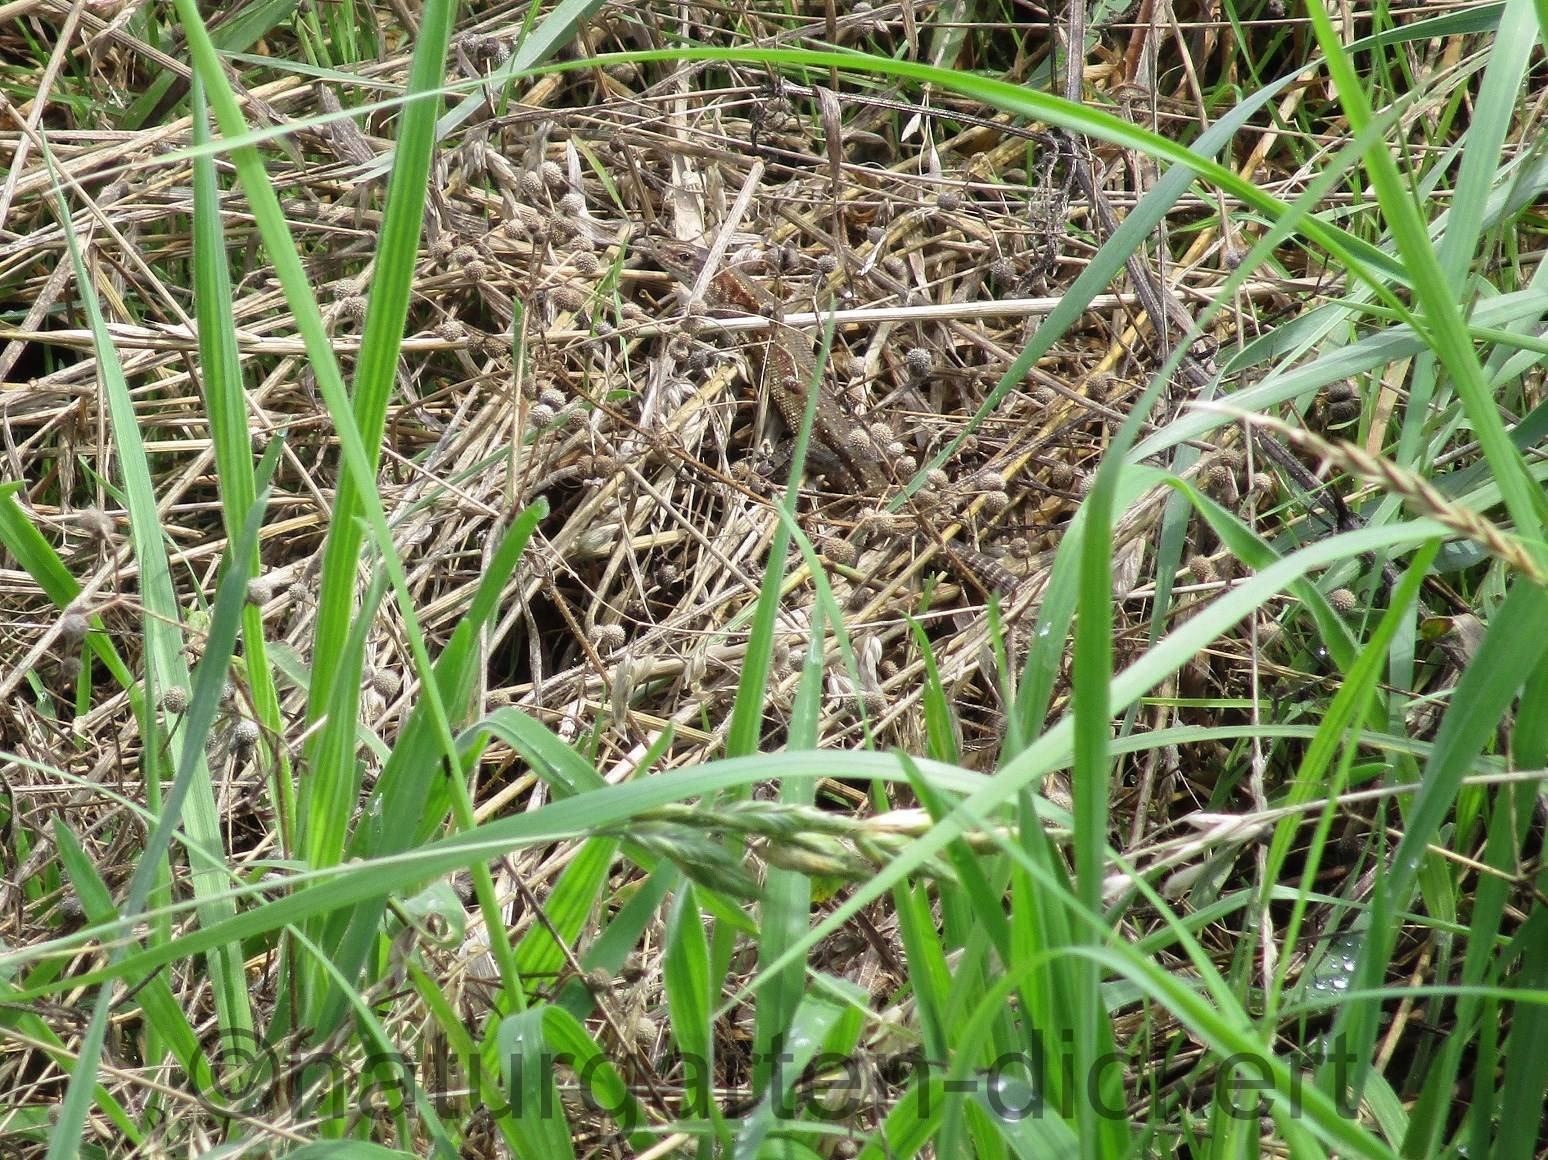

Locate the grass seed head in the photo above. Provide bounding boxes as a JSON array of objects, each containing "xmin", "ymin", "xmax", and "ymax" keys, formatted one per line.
[
  {"xmin": 58, "ymin": 610, "xmax": 91, "ymax": 642},
  {"xmin": 77, "ymin": 506, "xmax": 115, "ymax": 542},
  {"xmin": 245, "ymin": 577, "xmax": 273, "ymax": 607},
  {"xmin": 370, "ymin": 668, "xmax": 402, "ymax": 699},
  {"xmin": 232, "ymin": 718, "xmax": 260, "ymax": 752}
]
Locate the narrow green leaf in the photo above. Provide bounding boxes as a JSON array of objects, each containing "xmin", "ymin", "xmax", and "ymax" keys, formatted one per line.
[
  {"xmin": 665, "ymin": 884, "xmax": 715, "ymax": 1095},
  {"xmin": 496, "ymin": 1011, "xmax": 578, "ymax": 1159}
]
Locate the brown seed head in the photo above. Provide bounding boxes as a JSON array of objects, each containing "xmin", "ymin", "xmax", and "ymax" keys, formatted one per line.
[
  {"xmin": 981, "ymin": 490, "xmax": 1011, "ymax": 516},
  {"xmin": 592, "ymin": 623, "xmax": 627, "ymax": 652},
  {"xmin": 552, "ymin": 283, "xmax": 587, "ymax": 313},
  {"xmin": 976, "ymin": 469, "xmax": 1006, "ymax": 492},
  {"xmin": 232, "ymin": 718, "xmax": 260, "ymax": 750},
  {"xmin": 58, "ymin": 611, "xmax": 90, "ymax": 642},
  {"xmin": 822, "ymin": 537, "xmax": 857, "ymax": 567},
  {"xmin": 78, "ymin": 506, "xmax": 115, "ymax": 543},
  {"xmin": 371, "ymin": 668, "xmax": 403, "ymax": 699}
]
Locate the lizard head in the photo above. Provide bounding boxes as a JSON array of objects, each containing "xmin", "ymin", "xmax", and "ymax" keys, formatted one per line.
[{"xmin": 637, "ymin": 237, "xmax": 709, "ymax": 282}]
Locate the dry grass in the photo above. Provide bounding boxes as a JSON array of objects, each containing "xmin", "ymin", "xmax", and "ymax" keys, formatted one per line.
[{"xmin": 0, "ymin": 19, "xmax": 1285, "ymax": 766}]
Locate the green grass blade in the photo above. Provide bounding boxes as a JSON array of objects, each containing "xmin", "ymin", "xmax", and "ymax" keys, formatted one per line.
[
  {"xmin": 1306, "ymin": 0, "xmax": 1544, "ymax": 550},
  {"xmin": 540, "ymin": 1006, "xmax": 654, "ymax": 1150},
  {"xmin": 1328, "ymin": 578, "xmax": 1548, "ymax": 1104},
  {"xmin": 6, "ymin": 521, "xmax": 1441, "ymax": 1009},
  {"xmin": 357, "ymin": 0, "xmax": 616, "ymax": 183},
  {"xmin": 167, "ymin": 0, "xmax": 464, "ymax": 811},
  {"xmin": 1068, "ymin": 365, "xmax": 1170, "ymax": 1153},
  {"xmin": 752, "ymin": 608, "xmax": 824, "ymax": 1096},
  {"xmin": 190, "ymin": 75, "xmax": 294, "ymax": 852},
  {"xmin": 315, "ymin": 503, "xmax": 546, "ymax": 1029},
  {"xmin": 664, "ymin": 883, "xmax": 715, "ymax": 1116},
  {"xmin": 40, "ymin": 428, "xmax": 276, "ymax": 1158},
  {"xmin": 0, "ymin": 483, "xmax": 134, "ymax": 690},
  {"xmin": 493, "ymin": 1007, "xmax": 579, "ymax": 1158},
  {"xmin": 725, "ymin": 314, "xmax": 840, "ymax": 760},
  {"xmin": 305, "ymin": 0, "xmax": 457, "ymax": 724},
  {"xmin": 39, "ymin": 118, "xmax": 258, "ymax": 1036}
]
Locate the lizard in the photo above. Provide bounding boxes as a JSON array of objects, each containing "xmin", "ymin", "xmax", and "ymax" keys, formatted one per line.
[
  {"xmin": 646, "ymin": 238, "xmax": 1018, "ymax": 597},
  {"xmin": 646, "ymin": 238, "xmax": 888, "ymax": 491}
]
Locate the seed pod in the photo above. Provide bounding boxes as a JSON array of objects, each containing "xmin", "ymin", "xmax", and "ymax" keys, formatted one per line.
[
  {"xmin": 551, "ymin": 283, "xmax": 587, "ymax": 313},
  {"xmin": 822, "ymin": 537, "xmax": 857, "ymax": 567},
  {"xmin": 845, "ymin": 427, "xmax": 873, "ymax": 460},
  {"xmin": 371, "ymin": 668, "xmax": 403, "ymax": 699},
  {"xmin": 232, "ymin": 718, "xmax": 260, "ymax": 751},
  {"xmin": 77, "ymin": 507, "xmax": 114, "ymax": 543},
  {"xmin": 592, "ymin": 622, "xmax": 627, "ymax": 652},
  {"xmin": 58, "ymin": 611, "xmax": 90, "ymax": 643}
]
